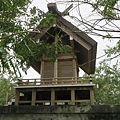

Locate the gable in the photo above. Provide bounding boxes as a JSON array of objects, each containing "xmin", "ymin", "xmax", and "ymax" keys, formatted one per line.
[{"xmin": 30, "ymin": 3, "xmax": 97, "ymax": 75}]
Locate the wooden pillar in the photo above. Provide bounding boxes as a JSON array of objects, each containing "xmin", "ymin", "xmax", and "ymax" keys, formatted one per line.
[
  {"xmin": 71, "ymin": 88, "xmax": 75, "ymax": 105},
  {"xmin": 72, "ymin": 57, "xmax": 77, "ymax": 83},
  {"xmin": 54, "ymin": 34, "xmax": 58, "ymax": 83},
  {"xmin": 15, "ymin": 89, "xmax": 20, "ymax": 106},
  {"xmin": 51, "ymin": 88, "xmax": 55, "ymax": 105},
  {"xmin": 31, "ymin": 89, "xmax": 36, "ymax": 106},
  {"xmin": 40, "ymin": 60, "xmax": 44, "ymax": 78},
  {"xmin": 90, "ymin": 87, "xmax": 94, "ymax": 105},
  {"xmin": 54, "ymin": 59, "xmax": 58, "ymax": 84}
]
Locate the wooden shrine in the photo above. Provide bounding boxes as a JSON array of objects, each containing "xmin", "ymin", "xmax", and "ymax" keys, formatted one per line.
[{"xmin": 13, "ymin": 3, "xmax": 97, "ymax": 106}]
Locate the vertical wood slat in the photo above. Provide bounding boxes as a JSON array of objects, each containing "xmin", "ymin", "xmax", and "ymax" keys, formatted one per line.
[
  {"xmin": 90, "ymin": 88, "xmax": 94, "ymax": 105},
  {"xmin": 74, "ymin": 58, "xmax": 77, "ymax": 77},
  {"xmin": 31, "ymin": 89, "xmax": 36, "ymax": 106},
  {"xmin": 34, "ymin": 79, "xmax": 36, "ymax": 85},
  {"xmin": 41, "ymin": 60, "xmax": 44, "ymax": 78},
  {"xmin": 72, "ymin": 58, "xmax": 77, "ymax": 83},
  {"xmin": 51, "ymin": 88, "xmax": 55, "ymax": 105},
  {"xmin": 54, "ymin": 59, "xmax": 58, "ymax": 84},
  {"xmin": 71, "ymin": 88, "xmax": 75, "ymax": 105}
]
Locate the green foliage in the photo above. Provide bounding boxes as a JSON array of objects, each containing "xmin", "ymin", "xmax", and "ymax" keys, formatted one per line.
[
  {"xmin": 38, "ymin": 13, "xmax": 57, "ymax": 28},
  {"xmin": 87, "ymin": 0, "xmax": 120, "ymax": 104},
  {"xmin": 0, "ymin": 0, "xmax": 32, "ymax": 76},
  {"xmin": 14, "ymin": 36, "xmax": 72, "ymax": 65},
  {"xmin": 0, "ymin": 78, "xmax": 16, "ymax": 106},
  {"xmin": 94, "ymin": 62, "xmax": 120, "ymax": 105},
  {"xmin": 0, "ymin": 0, "xmax": 72, "ymax": 77},
  {"xmin": 0, "ymin": 0, "xmax": 31, "ymax": 32},
  {"xmin": 93, "ymin": 0, "xmax": 119, "ymax": 17},
  {"xmin": 105, "ymin": 40, "xmax": 120, "ymax": 57}
]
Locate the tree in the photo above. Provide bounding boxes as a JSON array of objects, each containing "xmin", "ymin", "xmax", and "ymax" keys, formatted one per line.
[
  {"xmin": 94, "ymin": 62, "xmax": 120, "ymax": 105},
  {"xmin": 0, "ymin": 0, "xmax": 119, "ymax": 105},
  {"xmin": 0, "ymin": 0, "xmax": 34, "ymax": 76},
  {"xmin": 1, "ymin": 0, "xmax": 119, "ymax": 77},
  {"xmin": 57, "ymin": 0, "xmax": 120, "ymax": 58},
  {"xmin": 0, "ymin": 0, "xmax": 71, "ymax": 77},
  {"xmin": 0, "ymin": 77, "xmax": 16, "ymax": 106},
  {"xmin": 58, "ymin": 0, "xmax": 120, "ymax": 37}
]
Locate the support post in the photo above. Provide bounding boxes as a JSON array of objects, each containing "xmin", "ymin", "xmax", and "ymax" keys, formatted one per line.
[
  {"xmin": 15, "ymin": 89, "xmax": 20, "ymax": 106},
  {"xmin": 54, "ymin": 34, "xmax": 58, "ymax": 84},
  {"xmin": 72, "ymin": 58, "xmax": 77, "ymax": 83},
  {"xmin": 54, "ymin": 59, "xmax": 58, "ymax": 84},
  {"xmin": 71, "ymin": 88, "xmax": 75, "ymax": 105},
  {"xmin": 51, "ymin": 88, "xmax": 55, "ymax": 105},
  {"xmin": 90, "ymin": 87, "xmax": 94, "ymax": 105},
  {"xmin": 31, "ymin": 89, "xmax": 36, "ymax": 106},
  {"xmin": 40, "ymin": 60, "xmax": 44, "ymax": 78}
]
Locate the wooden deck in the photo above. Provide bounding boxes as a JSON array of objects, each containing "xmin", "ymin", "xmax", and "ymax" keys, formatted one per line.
[
  {"xmin": 14, "ymin": 85, "xmax": 95, "ymax": 106},
  {"xmin": 13, "ymin": 77, "xmax": 95, "ymax": 106}
]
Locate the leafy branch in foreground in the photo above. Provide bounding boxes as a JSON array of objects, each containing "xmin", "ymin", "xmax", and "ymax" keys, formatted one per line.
[
  {"xmin": 0, "ymin": 0, "xmax": 71, "ymax": 77},
  {"xmin": 0, "ymin": 0, "xmax": 64, "ymax": 76},
  {"xmin": 0, "ymin": 77, "xmax": 16, "ymax": 106},
  {"xmin": 94, "ymin": 62, "xmax": 120, "ymax": 105},
  {"xmin": 14, "ymin": 36, "xmax": 72, "ymax": 67},
  {"xmin": 105, "ymin": 40, "xmax": 120, "ymax": 57},
  {"xmin": 65, "ymin": 0, "xmax": 120, "ymax": 61}
]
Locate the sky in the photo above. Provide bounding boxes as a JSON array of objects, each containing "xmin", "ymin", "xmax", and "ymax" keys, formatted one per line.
[{"xmin": 22, "ymin": 0, "xmax": 118, "ymax": 78}]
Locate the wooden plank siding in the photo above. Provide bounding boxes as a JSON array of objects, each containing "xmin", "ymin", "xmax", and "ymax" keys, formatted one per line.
[
  {"xmin": 58, "ymin": 59, "xmax": 73, "ymax": 77},
  {"xmin": 43, "ymin": 61, "xmax": 54, "ymax": 78},
  {"xmin": 40, "ymin": 54, "xmax": 78, "ymax": 85}
]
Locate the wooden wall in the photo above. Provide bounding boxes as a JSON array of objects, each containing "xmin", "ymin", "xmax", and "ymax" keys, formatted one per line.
[
  {"xmin": 58, "ymin": 59, "xmax": 73, "ymax": 77},
  {"xmin": 44, "ymin": 61, "xmax": 54, "ymax": 78},
  {"xmin": 41, "ymin": 54, "xmax": 78, "ymax": 80}
]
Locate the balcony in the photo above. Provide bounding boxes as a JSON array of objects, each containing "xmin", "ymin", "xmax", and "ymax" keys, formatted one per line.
[
  {"xmin": 16, "ymin": 77, "xmax": 93, "ymax": 86},
  {"xmin": 10, "ymin": 76, "xmax": 95, "ymax": 106}
]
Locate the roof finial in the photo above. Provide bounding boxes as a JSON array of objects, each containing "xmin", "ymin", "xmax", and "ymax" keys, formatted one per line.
[{"xmin": 47, "ymin": 3, "xmax": 73, "ymax": 16}]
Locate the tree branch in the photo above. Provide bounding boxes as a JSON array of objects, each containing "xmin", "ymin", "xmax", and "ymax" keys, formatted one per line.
[{"xmin": 0, "ymin": 30, "xmax": 41, "ymax": 40}]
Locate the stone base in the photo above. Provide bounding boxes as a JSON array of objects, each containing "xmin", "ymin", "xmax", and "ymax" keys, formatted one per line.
[{"xmin": 0, "ymin": 105, "xmax": 120, "ymax": 120}]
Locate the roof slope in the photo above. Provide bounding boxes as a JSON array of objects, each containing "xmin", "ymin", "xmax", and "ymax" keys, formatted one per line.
[{"xmin": 30, "ymin": 3, "xmax": 97, "ymax": 74}]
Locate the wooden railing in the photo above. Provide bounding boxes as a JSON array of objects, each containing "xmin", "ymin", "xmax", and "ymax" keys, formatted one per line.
[{"xmin": 16, "ymin": 77, "xmax": 93, "ymax": 86}]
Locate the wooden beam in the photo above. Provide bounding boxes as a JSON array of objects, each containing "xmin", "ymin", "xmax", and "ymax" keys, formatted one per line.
[
  {"xmin": 36, "ymin": 100, "xmax": 50, "ymax": 103},
  {"xmin": 40, "ymin": 60, "xmax": 44, "ymax": 78},
  {"xmin": 71, "ymin": 88, "xmax": 75, "ymax": 105},
  {"xmin": 61, "ymin": 4, "xmax": 73, "ymax": 16},
  {"xmin": 51, "ymin": 88, "xmax": 55, "ymax": 105},
  {"xmin": 72, "ymin": 58, "xmax": 78, "ymax": 83},
  {"xmin": 43, "ymin": 53, "xmax": 76, "ymax": 60},
  {"xmin": 54, "ymin": 59, "xmax": 58, "ymax": 84},
  {"xmin": 54, "ymin": 34, "xmax": 58, "ymax": 83},
  {"xmin": 90, "ymin": 87, "xmax": 94, "ymax": 105},
  {"xmin": 70, "ymin": 40, "xmax": 75, "ymax": 49},
  {"xmin": 75, "ymin": 100, "xmax": 90, "ymax": 102},
  {"xmin": 31, "ymin": 89, "xmax": 36, "ymax": 106},
  {"xmin": 58, "ymin": 54, "xmax": 76, "ymax": 60},
  {"xmin": 54, "ymin": 100, "xmax": 71, "ymax": 103},
  {"xmin": 19, "ymin": 101, "xmax": 31, "ymax": 103}
]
